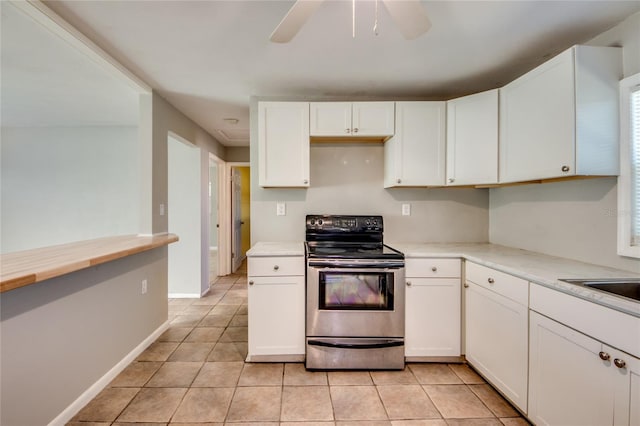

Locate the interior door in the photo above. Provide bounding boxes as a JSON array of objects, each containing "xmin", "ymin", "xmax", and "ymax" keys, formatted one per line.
[{"xmin": 231, "ymin": 167, "xmax": 243, "ymax": 272}]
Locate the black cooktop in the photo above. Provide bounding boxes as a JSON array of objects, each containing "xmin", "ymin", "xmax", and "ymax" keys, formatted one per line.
[{"xmin": 305, "ymin": 241, "xmax": 404, "ymax": 260}]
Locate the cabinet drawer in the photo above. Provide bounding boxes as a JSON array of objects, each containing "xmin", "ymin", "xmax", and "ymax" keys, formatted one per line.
[
  {"xmin": 248, "ymin": 256, "xmax": 304, "ymax": 277},
  {"xmin": 406, "ymin": 258, "xmax": 461, "ymax": 278},
  {"xmin": 465, "ymin": 261, "xmax": 528, "ymax": 306}
]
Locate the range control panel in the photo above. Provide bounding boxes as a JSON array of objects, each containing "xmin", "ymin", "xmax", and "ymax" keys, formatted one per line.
[{"xmin": 306, "ymin": 215, "xmax": 383, "ymax": 233}]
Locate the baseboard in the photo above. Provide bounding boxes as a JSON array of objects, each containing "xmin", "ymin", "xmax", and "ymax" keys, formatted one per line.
[
  {"xmin": 48, "ymin": 320, "xmax": 170, "ymax": 426},
  {"xmin": 168, "ymin": 292, "xmax": 201, "ymax": 298}
]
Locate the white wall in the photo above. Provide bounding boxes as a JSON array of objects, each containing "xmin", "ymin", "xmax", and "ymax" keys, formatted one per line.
[
  {"xmin": 209, "ymin": 163, "xmax": 219, "ymax": 247},
  {"xmin": 1, "ymin": 126, "xmax": 139, "ymax": 253},
  {"xmin": 489, "ymin": 11, "xmax": 640, "ymax": 273},
  {"xmin": 168, "ymin": 135, "xmax": 203, "ymax": 297},
  {"xmin": 0, "ymin": 248, "xmax": 168, "ymax": 426},
  {"xmin": 250, "ymin": 105, "xmax": 490, "ymax": 243}
]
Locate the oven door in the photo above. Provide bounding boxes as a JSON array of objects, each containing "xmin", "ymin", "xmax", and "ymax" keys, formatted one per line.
[{"xmin": 306, "ymin": 260, "xmax": 405, "ymax": 338}]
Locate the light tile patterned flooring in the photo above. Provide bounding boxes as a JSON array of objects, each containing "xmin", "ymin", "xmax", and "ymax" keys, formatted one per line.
[{"xmin": 69, "ymin": 262, "xmax": 530, "ymax": 425}]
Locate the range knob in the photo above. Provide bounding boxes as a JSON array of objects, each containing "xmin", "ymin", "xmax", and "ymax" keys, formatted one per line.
[
  {"xmin": 310, "ymin": 219, "xmax": 316, "ymax": 225},
  {"xmin": 317, "ymin": 219, "xmax": 323, "ymax": 226}
]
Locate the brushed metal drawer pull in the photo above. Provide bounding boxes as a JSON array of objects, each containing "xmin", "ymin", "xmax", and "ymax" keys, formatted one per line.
[
  {"xmin": 599, "ymin": 351, "xmax": 610, "ymax": 361},
  {"xmin": 249, "ymin": 280, "xmax": 254, "ymax": 286},
  {"xmin": 431, "ymin": 267, "xmax": 437, "ymax": 272},
  {"xmin": 273, "ymin": 265, "xmax": 280, "ymax": 271},
  {"xmin": 488, "ymin": 278, "xmax": 495, "ymax": 284},
  {"xmin": 614, "ymin": 358, "xmax": 626, "ymax": 369}
]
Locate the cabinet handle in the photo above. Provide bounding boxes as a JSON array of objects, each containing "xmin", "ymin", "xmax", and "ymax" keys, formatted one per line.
[
  {"xmin": 599, "ymin": 351, "xmax": 611, "ymax": 361},
  {"xmin": 345, "ymin": 128, "xmax": 351, "ymax": 134},
  {"xmin": 448, "ymin": 178, "xmax": 455, "ymax": 183},
  {"xmin": 614, "ymin": 358, "xmax": 626, "ymax": 369},
  {"xmin": 353, "ymin": 127, "xmax": 359, "ymax": 133},
  {"xmin": 561, "ymin": 165, "xmax": 570, "ymax": 172},
  {"xmin": 463, "ymin": 283, "xmax": 469, "ymax": 288},
  {"xmin": 396, "ymin": 179, "xmax": 402, "ymax": 184},
  {"xmin": 487, "ymin": 278, "xmax": 495, "ymax": 284},
  {"xmin": 406, "ymin": 281, "xmax": 412, "ymax": 287},
  {"xmin": 273, "ymin": 265, "xmax": 280, "ymax": 271},
  {"xmin": 303, "ymin": 179, "xmax": 309, "ymax": 184},
  {"xmin": 249, "ymin": 280, "xmax": 254, "ymax": 286},
  {"xmin": 431, "ymin": 267, "xmax": 437, "ymax": 272}
]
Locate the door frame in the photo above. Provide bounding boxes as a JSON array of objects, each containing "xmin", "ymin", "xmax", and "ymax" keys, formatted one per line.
[{"xmin": 221, "ymin": 162, "xmax": 249, "ymax": 275}]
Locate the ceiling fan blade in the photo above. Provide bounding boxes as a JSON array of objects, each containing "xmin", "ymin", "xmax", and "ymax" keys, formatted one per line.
[
  {"xmin": 381, "ymin": 0, "xmax": 431, "ymax": 40},
  {"xmin": 270, "ymin": 0, "xmax": 325, "ymax": 43}
]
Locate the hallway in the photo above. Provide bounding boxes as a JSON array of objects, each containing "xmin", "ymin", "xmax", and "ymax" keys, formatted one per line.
[{"xmin": 68, "ymin": 261, "xmax": 528, "ymax": 425}]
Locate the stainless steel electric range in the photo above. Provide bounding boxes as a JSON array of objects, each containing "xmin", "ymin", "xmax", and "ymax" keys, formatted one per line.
[{"xmin": 305, "ymin": 214, "xmax": 405, "ymax": 370}]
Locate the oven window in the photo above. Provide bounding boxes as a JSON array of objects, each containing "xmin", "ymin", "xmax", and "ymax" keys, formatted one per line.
[{"xmin": 319, "ymin": 272, "xmax": 394, "ymax": 310}]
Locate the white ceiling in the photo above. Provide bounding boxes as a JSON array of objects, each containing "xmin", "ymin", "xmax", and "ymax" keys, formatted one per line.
[{"xmin": 9, "ymin": 1, "xmax": 640, "ymax": 146}]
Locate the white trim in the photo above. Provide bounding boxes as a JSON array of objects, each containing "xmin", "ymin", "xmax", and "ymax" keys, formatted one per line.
[
  {"xmin": 12, "ymin": 1, "xmax": 151, "ymax": 94},
  {"xmin": 48, "ymin": 320, "xmax": 169, "ymax": 426},
  {"xmin": 617, "ymin": 72, "xmax": 640, "ymax": 259},
  {"xmin": 168, "ymin": 293, "xmax": 202, "ymax": 298}
]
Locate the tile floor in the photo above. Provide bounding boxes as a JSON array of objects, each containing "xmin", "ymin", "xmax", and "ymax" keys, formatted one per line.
[{"xmin": 68, "ymin": 262, "xmax": 530, "ymax": 425}]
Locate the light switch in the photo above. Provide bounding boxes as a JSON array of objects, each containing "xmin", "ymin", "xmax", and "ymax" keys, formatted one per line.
[
  {"xmin": 159, "ymin": 204, "xmax": 165, "ymax": 216},
  {"xmin": 402, "ymin": 204, "xmax": 411, "ymax": 216},
  {"xmin": 276, "ymin": 202, "xmax": 286, "ymax": 216}
]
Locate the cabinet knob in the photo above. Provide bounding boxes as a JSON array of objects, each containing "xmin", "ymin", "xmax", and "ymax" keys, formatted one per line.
[
  {"xmin": 599, "ymin": 351, "xmax": 611, "ymax": 361},
  {"xmin": 353, "ymin": 127, "xmax": 359, "ymax": 133},
  {"xmin": 561, "ymin": 165, "xmax": 570, "ymax": 172},
  {"xmin": 464, "ymin": 283, "xmax": 469, "ymax": 288},
  {"xmin": 345, "ymin": 128, "xmax": 351, "ymax": 134},
  {"xmin": 249, "ymin": 280, "xmax": 254, "ymax": 286},
  {"xmin": 406, "ymin": 281, "xmax": 412, "ymax": 287},
  {"xmin": 448, "ymin": 178, "xmax": 455, "ymax": 183},
  {"xmin": 487, "ymin": 278, "xmax": 495, "ymax": 284},
  {"xmin": 431, "ymin": 267, "xmax": 437, "ymax": 272},
  {"xmin": 303, "ymin": 179, "xmax": 309, "ymax": 184},
  {"xmin": 397, "ymin": 179, "xmax": 402, "ymax": 184},
  {"xmin": 273, "ymin": 265, "xmax": 280, "ymax": 271},
  {"xmin": 614, "ymin": 358, "xmax": 626, "ymax": 369}
]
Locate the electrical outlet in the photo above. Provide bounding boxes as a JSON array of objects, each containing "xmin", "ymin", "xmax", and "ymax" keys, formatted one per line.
[
  {"xmin": 402, "ymin": 204, "xmax": 411, "ymax": 216},
  {"xmin": 159, "ymin": 204, "xmax": 165, "ymax": 216},
  {"xmin": 276, "ymin": 202, "xmax": 286, "ymax": 216},
  {"xmin": 141, "ymin": 279, "xmax": 148, "ymax": 294}
]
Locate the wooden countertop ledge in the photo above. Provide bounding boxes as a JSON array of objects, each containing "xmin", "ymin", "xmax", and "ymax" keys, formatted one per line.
[{"xmin": 0, "ymin": 234, "xmax": 179, "ymax": 293}]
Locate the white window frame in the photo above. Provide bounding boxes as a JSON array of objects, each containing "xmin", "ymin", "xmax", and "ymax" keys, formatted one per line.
[{"xmin": 617, "ymin": 72, "xmax": 640, "ymax": 258}]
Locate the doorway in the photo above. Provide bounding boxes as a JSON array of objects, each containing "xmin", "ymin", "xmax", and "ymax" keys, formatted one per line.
[{"xmin": 231, "ymin": 165, "xmax": 250, "ymax": 273}]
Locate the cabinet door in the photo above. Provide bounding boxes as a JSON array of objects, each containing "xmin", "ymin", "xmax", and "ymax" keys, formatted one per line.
[
  {"xmin": 310, "ymin": 102, "xmax": 352, "ymax": 136},
  {"xmin": 352, "ymin": 102, "xmax": 395, "ymax": 136},
  {"xmin": 465, "ymin": 281, "xmax": 528, "ymax": 412},
  {"xmin": 405, "ymin": 277, "xmax": 460, "ymax": 357},
  {"xmin": 610, "ymin": 345, "xmax": 640, "ymax": 426},
  {"xmin": 446, "ymin": 89, "xmax": 498, "ymax": 185},
  {"xmin": 529, "ymin": 311, "xmax": 615, "ymax": 426},
  {"xmin": 384, "ymin": 101, "xmax": 446, "ymax": 187},
  {"xmin": 247, "ymin": 275, "xmax": 305, "ymax": 357},
  {"xmin": 499, "ymin": 48, "xmax": 575, "ymax": 182},
  {"xmin": 258, "ymin": 102, "xmax": 310, "ymax": 187}
]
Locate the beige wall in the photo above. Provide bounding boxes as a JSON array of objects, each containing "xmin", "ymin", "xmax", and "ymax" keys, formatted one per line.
[
  {"xmin": 489, "ymin": 11, "xmax": 640, "ymax": 273},
  {"xmin": 226, "ymin": 146, "xmax": 250, "ymax": 163}
]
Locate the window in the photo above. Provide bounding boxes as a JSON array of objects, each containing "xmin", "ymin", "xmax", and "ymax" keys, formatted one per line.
[{"xmin": 618, "ymin": 72, "xmax": 640, "ymax": 258}]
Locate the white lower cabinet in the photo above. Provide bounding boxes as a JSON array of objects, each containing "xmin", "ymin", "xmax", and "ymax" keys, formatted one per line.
[
  {"xmin": 405, "ymin": 258, "xmax": 461, "ymax": 358},
  {"xmin": 529, "ymin": 311, "xmax": 640, "ymax": 426},
  {"xmin": 247, "ymin": 256, "xmax": 305, "ymax": 360},
  {"xmin": 464, "ymin": 262, "xmax": 529, "ymax": 413}
]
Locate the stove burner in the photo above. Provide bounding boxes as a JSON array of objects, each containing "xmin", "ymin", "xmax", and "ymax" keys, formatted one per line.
[{"xmin": 314, "ymin": 247, "xmax": 347, "ymax": 254}]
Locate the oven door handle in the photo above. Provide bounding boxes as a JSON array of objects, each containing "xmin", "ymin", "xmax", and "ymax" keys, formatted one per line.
[
  {"xmin": 308, "ymin": 260, "xmax": 404, "ymax": 269},
  {"xmin": 307, "ymin": 339, "xmax": 404, "ymax": 350}
]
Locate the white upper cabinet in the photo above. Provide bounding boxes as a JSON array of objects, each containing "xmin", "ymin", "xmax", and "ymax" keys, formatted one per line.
[
  {"xmin": 258, "ymin": 102, "xmax": 310, "ymax": 188},
  {"xmin": 499, "ymin": 45, "xmax": 622, "ymax": 183},
  {"xmin": 446, "ymin": 89, "xmax": 499, "ymax": 186},
  {"xmin": 384, "ymin": 101, "xmax": 446, "ymax": 187},
  {"xmin": 310, "ymin": 101, "xmax": 395, "ymax": 138}
]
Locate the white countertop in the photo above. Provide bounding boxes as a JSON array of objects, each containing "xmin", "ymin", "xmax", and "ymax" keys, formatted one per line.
[
  {"xmin": 247, "ymin": 242, "xmax": 305, "ymax": 257},
  {"xmin": 389, "ymin": 242, "xmax": 640, "ymax": 318}
]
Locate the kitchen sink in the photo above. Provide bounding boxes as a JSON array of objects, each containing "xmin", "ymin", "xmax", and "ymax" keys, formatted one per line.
[{"xmin": 559, "ymin": 278, "xmax": 640, "ymax": 302}]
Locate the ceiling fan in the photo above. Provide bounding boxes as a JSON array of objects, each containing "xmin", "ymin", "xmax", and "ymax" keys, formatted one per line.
[{"xmin": 270, "ymin": 0, "xmax": 432, "ymax": 43}]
